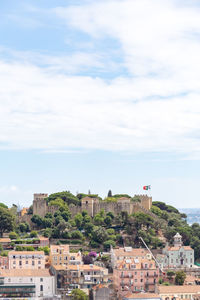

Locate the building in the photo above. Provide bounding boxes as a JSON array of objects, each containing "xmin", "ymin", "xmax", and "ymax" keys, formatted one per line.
[
  {"xmin": 31, "ymin": 193, "xmax": 153, "ymax": 219},
  {"xmin": 0, "ymin": 238, "xmax": 11, "ymax": 249},
  {"xmin": 0, "ymin": 256, "xmax": 9, "ymax": 269},
  {"xmin": 123, "ymin": 293, "xmax": 161, "ymax": 300},
  {"xmin": 51, "ymin": 264, "xmax": 108, "ymax": 294},
  {"xmin": 39, "ymin": 236, "xmax": 49, "ymax": 247},
  {"xmin": 0, "ymin": 269, "xmax": 55, "ymax": 298},
  {"xmin": 50, "ymin": 245, "xmax": 82, "ymax": 266},
  {"xmin": 157, "ymin": 233, "xmax": 194, "ymax": 269},
  {"xmin": 113, "ymin": 257, "xmax": 159, "ymax": 294},
  {"xmin": 8, "ymin": 251, "xmax": 45, "ymax": 270},
  {"xmin": 111, "ymin": 246, "xmax": 149, "ymax": 268},
  {"xmin": 157, "ymin": 285, "xmax": 200, "ymax": 300}
]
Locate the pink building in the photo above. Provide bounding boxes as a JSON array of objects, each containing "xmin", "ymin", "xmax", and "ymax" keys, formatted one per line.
[
  {"xmin": 0, "ymin": 256, "xmax": 9, "ymax": 269},
  {"xmin": 39, "ymin": 236, "xmax": 49, "ymax": 247},
  {"xmin": 113, "ymin": 257, "xmax": 159, "ymax": 296}
]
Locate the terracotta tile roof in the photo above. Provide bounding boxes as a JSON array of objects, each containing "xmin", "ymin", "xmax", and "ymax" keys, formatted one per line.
[
  {"xmin": 113, "ymin": 248, "xmax": 148, "ymax": 257},
  {"xmin": 158, "ymin": 285, "xmax": 200, "ymax": 294},
  {"xmin": 124, "ymin": 292, "xmax": 160, "ymax": 299},
  {"xmin": 116, "ymin": 257, "xmax": 157, "ymax": 270},
  {"xmin": 0, "ymin": 269, "xmax": 52, "ymax": 277},
  {"xmin": 9, "ymin": 251, "xmax": 44, "ymax": 255},
  {"xmin": 185, "ymin": 275, "xmax": 196, "ymax": 283},
  {"xmin": 50, "ymin": 245, "xmax": 69, "ymax": 251},
  {"xmin": 53, "ymin": 264, "xmax": 106, "ymax": 271},
  {"xmin": 0, "ymin": 238, "xmax": 11, "ymax": 243},
  {"xmin": 39, "ymin": 236, "xmax": 49, "ymax": 241},
  {"xmin": 168, "ymin": 246, "xmax": 193, "ymax": 251}
]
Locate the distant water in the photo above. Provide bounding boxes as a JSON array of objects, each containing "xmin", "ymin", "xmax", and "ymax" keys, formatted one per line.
[{"xmin": 179, "ymin": 208, "xmax": 200, "ymax": 225}]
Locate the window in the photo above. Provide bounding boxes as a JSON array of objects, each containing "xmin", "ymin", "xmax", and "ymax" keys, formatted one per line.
[
  {"xmin": 30, "ymin": 278, "xmax": 33, "ymax": 282},
  {"xmin": 8, "ymin": 278, "xmax": 11, "ymax": 282},
  {"xmin": 38, "ymin": 261, "xmax": 41, "ymax": 264},
  {"xmin": 135, "ymin": 272, "xmax": 137, "ymax": 275},
  {"xmin": 171, "ymin": 259, "xmax": 173, "ymax": 263},
  {"xmin": 26, "ymin": 261, "xmax": 28, "ymax": 264},
  {"xmin": 141, "ymin": 279, "xmax": 143, "ymax": 282},
  {"xmin": 13, "ymin": 261, "xmax": 16, "ymax": 264},
  {"xmin": 19, "ymin": 261, "xmax": 22, "ymax": 266},
  {"xmin": 135, "ymin": 279, "xmax": 137, "ymax": 282},
  {"xmin": 40, "ymin": 278, "xmax": 43, "ymax": 282},
  {"xmin": 40, "ymin": 285, "xmax": 43, "ymax": 292},
  {"xmin": 32, "ymin": 261, "xmax": 35, "ymax": 266}
]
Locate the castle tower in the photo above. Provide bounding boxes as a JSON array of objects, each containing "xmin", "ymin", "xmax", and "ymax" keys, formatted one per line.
[
  {"xmin": 173, "ymin": 232, "xmax": 182, "ymax": 247},
  {"xmin": 33, "ymin": 193, "xmax": 48, "ymax": 218}
]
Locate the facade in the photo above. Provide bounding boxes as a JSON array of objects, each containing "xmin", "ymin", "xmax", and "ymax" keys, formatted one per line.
[
  {"xmin": 0, "ymin": 269, "xmax": 55, "ymax": 298},
  {"xmin": 157, "ymin": 285, "xmax": 200, "ymax": 300},
  {"xmin": 51, "ymin": 264, "xmax": 108, "ymax": 293},
  {"xmin": 0, "ymin": 256, "xmax": 9, "ymax": 269},
  {"xmin": 39, "ymin": 236, "xmax": 49, "ymax": 247},
  {"xmin": 49, "ymin": 245, "xmax": 82, "ymax": 266},
  {"xmin": 111, "ymin": 246, "xmax": 149, "ymax": 268},
  {"xmin": 157, "ymin": 233, "xmax": 194, "ymax": 269},
  {"xmin": 8, "ymin": 251, "xmax": 45, "ymax": 270},
  {"xmin": 113, "ymin": 257, "xmax": 159, "ymax": 294}
]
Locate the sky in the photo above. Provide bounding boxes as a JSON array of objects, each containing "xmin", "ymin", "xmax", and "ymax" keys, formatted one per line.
[{"xmin": 1, "ymin": 0, "xmax": 200, "ymax": 208}]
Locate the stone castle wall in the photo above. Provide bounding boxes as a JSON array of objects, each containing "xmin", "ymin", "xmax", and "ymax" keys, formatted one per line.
[{"xmin": 30, "ymin": 193, "xmax": 154, "ymax": 220}]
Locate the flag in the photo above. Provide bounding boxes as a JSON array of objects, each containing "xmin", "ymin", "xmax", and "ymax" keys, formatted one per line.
[{"xmin": 143, "ymin": 185, "xmax": 151, "ymax": 190}]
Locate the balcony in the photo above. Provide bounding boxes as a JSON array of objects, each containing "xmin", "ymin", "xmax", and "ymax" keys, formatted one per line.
[
  {"xmin": 120, "ymin": 275, "xmax": 133, "ymax": 278},
  {"xmin": 145, "ymin": 274, "xmax": 158, "ymax": 278}
]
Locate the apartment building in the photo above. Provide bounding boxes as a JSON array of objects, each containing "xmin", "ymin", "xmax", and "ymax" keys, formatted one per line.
[
  {"xmin": 113, "ymin": 257, "xmax": 159, "ymax": 294},
  {"xmin": 50, "ymin": 245, "xmax": 82, "ymax": 266},
  {"xmin": 157, "ymin": 285, "xmax": 200, "ymax": 300},
  {"xmin": 111, "ymin": 246, "xmax": 149, "ymax": 268},
  {"xmin": 8, "ymin": 251, "xmax": 45, "ymax": 269},
  {"xmin": 51, "ymin": 264, "xmax": 108, "ymax": 293},
  {"xmin": 0, "ymin": 269, "xmax": 55, "ymax": 298}
]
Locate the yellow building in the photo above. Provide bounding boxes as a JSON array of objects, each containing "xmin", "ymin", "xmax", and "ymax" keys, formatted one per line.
[
  {"xmin": 8, "ymin": 251, "xmax": 45, "ymax": 270},
  {"xmin": 49, "ymin": 245, "xmax": 82, "ymax": 266}
]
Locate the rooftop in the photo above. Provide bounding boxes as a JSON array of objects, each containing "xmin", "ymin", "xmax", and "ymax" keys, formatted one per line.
[
  {"xmin": 124, "ymin": 292, "xmax": 161, "ymax": 299},
  {"xmin": 0, "ymin": 269, "xmax": 52, "ymax": 277},
  {"xmin": 158, "ymin": 285, "xmax": 200, "ymax": 294}
]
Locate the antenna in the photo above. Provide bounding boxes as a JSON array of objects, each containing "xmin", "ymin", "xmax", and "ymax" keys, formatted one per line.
[{"xmin": 139, "ymin": 236, "xmax": 164, "ymax": 275}]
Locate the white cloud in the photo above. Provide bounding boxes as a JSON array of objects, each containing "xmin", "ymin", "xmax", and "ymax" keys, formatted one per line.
[{"xmin": 1, "ymin": 0, "xmax": 200, "ymax": 156}]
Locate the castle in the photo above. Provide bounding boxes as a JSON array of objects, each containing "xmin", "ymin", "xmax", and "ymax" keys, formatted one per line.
[{"xmin": 32, "ymin": 193, "xmax": 153, "ymax": 218}]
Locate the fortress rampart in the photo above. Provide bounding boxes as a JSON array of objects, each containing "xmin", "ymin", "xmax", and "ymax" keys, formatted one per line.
[{"xmin": 31, "ymin": 193, "xmax": 153, "ymax": 218}]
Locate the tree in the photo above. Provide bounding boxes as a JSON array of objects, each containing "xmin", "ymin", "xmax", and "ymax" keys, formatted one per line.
[
  {"xmin": 18, "ymin": 222, "xmax": 30, "ymax": 233},
  {"xmin": 175, "ymin": 271, "xmax": 186, "ymax": 285},
  {"xmin": 104, "ymin": 216, "xmax": 112, "ymax": 227},
  {"xmin": 107, "ymin": 190, "xmax": 112, "ymax": 197},
  {"xmin": 167, "ymin": 270, "xmax": 175, "ymax": 281},
  {"xmin": 0, "ymin": 207, "xmax": 15, "ymax": 237},
  {"xmin": 103, "ymin": 240, "xmax": 116, "ymax": 250},
  {"xmin": 9, "ymin": 232, "xmax": 18, "ymax": 240},
  {"xmin": 91, "ymin": 227, "xmax": 108, "ymax": 243},
  {"xmin": 47, "ymin": 191, "xmax": 80, "ymax": 206},
  {"xmin": 71, "ymin": 289, "xmax": 88, "ymax": 300},
  {"xmin": 31, "ymin": 215, "xmax": 43, "ymax": 228},
  {"xmin": 30, "ymin": 230, "xmax": 38, "ymax": 238},
  {"xmin": 74, "ymin": 213, "xmax": 83, "ymax": 229},
  {"xmin": 83, "ymin": 255, "xmax": 93, "ymax": 265}
]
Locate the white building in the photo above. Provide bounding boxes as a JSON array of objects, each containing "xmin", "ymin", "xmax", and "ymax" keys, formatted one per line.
[
  {"xmin": 0, "ymin": 269, "xmax": 55, "ymax": 298},
  {"xmin": 157, "ymin": 233, "xmax": 194, "ymax": 269}
]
